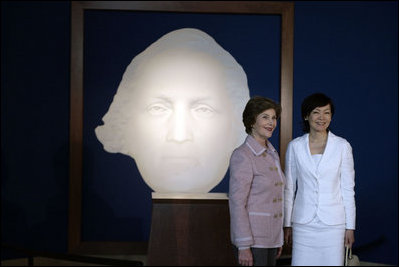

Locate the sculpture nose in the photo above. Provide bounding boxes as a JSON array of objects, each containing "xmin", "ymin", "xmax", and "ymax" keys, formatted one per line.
[{"xmin": 166, "ymin": 105, "xmax": 193, "ymax": 143}]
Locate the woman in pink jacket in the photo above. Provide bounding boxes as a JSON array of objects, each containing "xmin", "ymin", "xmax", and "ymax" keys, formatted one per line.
[{"xmin": 229, "ymin": 96, "xmax": 285, "ymax": 266}]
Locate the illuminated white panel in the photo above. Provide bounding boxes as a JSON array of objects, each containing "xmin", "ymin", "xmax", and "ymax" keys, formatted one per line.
[{"xmin": 95, "ymin": 28, "xmax": 250, "ymax": 193}]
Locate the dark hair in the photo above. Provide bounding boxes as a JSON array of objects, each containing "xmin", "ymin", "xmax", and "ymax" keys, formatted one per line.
[
  {"xmin": 301, "ymin": 93, "xmax": 335, "ymax": 133},
  {"xmin": 243, "ymin": 96, "xmax": 282, "ymax": 134}
]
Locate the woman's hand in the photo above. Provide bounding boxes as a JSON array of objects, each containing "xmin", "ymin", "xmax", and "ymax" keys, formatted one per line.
[
  {"xmin": 345, "ymin": 229, "xmax": 355, "ymax": 248},
  {"xmin": 284, "ymin": 227, "xmax": 292, "ymax": 245},
  {"xmin": 238, "ymin": 248, "xmax": 253, "ymax": 266},
  {"xmin": 276, "ymin": 246, "xmax": 283, "ymax": 259}
]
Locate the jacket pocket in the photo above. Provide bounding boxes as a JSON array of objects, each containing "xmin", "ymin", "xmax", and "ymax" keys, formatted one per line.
[{"xmin": 249, "ymin": 212, "xmax": 271, "ymax": 238}]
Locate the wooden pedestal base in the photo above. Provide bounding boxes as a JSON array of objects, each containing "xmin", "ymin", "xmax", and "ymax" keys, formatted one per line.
[{"xmin": 147, "ymin": 193, "xmax": 236, "ymax": 266}]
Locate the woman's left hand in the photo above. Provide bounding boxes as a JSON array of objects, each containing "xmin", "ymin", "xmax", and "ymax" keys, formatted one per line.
[
  {"xmin": 276, "ymin": 247, "xmax": 283, "ymax": 259},
  {"xmin": 345, "ymin": 229, "xmax": 355, "ymax": 248}
]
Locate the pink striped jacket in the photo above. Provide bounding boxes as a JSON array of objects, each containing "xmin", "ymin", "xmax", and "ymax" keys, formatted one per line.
[{"xmin": 229, "ymin": 135, "xmax": 285, "ymax": 248}]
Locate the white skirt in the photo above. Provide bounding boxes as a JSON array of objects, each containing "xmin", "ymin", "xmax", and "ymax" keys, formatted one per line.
[{"xmin": 291, "ymin": 216, "xmax": 345, "ymax": 266}]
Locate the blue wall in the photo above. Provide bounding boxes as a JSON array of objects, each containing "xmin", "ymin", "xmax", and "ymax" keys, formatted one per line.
[
  {"xmin": 1, "ymin": 0, "xmax": 70, "ymax": 255},
  {"xmin": 1, "ymin": 1, "xmax": 397, "ymax": 264}
]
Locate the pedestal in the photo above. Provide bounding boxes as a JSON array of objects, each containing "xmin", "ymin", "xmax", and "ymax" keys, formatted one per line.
[{"xmin": 147, "ymin": 192, "xmax": 236, "ymax": 266}]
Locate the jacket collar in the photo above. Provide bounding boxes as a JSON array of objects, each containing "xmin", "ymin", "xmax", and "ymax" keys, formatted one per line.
[{"xmin": 245, "ymin": 135, "xmax": 277, "ymax": 157}]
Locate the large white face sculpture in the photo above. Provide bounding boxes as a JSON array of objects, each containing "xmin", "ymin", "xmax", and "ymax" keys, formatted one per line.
[{"xmin": 95, "ymin": 28, "xmax": 249, "ymax": 193}]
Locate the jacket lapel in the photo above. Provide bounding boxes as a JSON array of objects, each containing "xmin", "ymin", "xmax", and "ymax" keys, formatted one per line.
[
  {"xmin": 316, "ymin": 131, "xmax": 335, "ymax": 174},
  {"xmin": 302, "ymin": 133, "xmax": 318, "ymax": 178}
]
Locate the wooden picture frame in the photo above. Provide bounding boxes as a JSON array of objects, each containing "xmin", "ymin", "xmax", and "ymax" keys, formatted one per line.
[{"xmin": 69, "ymin": 0, "xmax": 293, "ymax": 254}]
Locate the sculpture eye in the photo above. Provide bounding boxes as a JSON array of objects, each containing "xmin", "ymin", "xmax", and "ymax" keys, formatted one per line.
[
  {"xmin": 147, "ymin": 103, "xmax": 171, "ymax": 116},
  {"xmin": 192, "ymin": 104, "xmax": 214, "ymax": 118}
]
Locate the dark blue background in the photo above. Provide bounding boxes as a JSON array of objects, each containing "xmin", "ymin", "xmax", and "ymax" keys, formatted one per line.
[{"xmin": 1, "ymin": 1, "xmax": 397, "ymax": 265}]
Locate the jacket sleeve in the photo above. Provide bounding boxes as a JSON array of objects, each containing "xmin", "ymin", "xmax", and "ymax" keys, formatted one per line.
[
  {"xmin": 229, "ymin": 149, "xmax": 254, "ymax": 247},
  {"xmin": 284, "ymin": 141, "xmax": 297, "ymax": 227},
  {"xmin": 340, "ymin": 141, "xmax": 356, "ymax": 230}
]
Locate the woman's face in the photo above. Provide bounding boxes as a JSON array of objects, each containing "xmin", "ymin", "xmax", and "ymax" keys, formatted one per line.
[
  {"xmin": 306, "ymin": 104, "xmax": 332, "ymax": 133},
  {"xmin": 251, "ymin": 108, "xmax": 277, "ymax": 144},
  {"xmin": 123, "ymin": 51, "xmax": 240, "ymax": 193}
]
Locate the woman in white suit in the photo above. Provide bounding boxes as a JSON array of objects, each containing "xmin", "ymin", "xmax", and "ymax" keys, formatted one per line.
[{"xmin": 283, "ymin": 93, "xmax": 356, "ymax": 266}]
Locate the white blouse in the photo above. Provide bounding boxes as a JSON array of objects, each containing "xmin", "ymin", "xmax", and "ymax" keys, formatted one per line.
[{"xmin": 312, "ymin": 154, "xmax": 323, "ymax": 168}]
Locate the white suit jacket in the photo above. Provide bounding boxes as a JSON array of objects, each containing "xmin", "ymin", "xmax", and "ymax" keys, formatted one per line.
[{"xmin": 284, "ymin": 131, "xmax": 356, "ymax": 229}]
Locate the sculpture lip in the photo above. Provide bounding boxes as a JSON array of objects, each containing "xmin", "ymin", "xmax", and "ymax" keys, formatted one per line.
[
  {"xmin": 161, "ymin": 156, "xmax": 200, "ymax": 168},
  {"xmin": 162, "ymin": 156, "xmax": 198, "ymax": 162}
]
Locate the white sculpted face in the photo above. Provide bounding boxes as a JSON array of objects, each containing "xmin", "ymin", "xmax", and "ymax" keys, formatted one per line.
[
  {"xmin": 126, "ymin": 52, "xmax": 235, "ymax": 192},
  {"xmin": 95, "ymin": 28, "xmax": 249, "ymax": 193}
]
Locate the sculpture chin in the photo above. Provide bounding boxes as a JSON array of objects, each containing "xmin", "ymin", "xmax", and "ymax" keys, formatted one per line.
[{"xmin": 138, "ymin": 158, "xmax": 229, "ymax": 193}]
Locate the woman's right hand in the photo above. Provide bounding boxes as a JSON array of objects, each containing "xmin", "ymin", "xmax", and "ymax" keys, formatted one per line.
[
  {"xmin": 238, "ymin": 248, "xmax": 253, "ymax": 266},
  {"xmin": 284, "ymin": 227, "xmax": 292, "ymax": 245}
]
